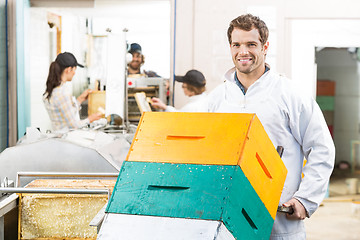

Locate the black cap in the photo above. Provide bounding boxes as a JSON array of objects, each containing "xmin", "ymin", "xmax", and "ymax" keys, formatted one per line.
[
  {"xmin": 175, "ymin": 70, "xmax": 206, "ymax": 87},
  {"xmin": 128, "ymin": 43, "xmax": 142, "ymax": 54},
  {"xmin": 55, "ymin": 52, "xmax": 84, "ymax": 68}
]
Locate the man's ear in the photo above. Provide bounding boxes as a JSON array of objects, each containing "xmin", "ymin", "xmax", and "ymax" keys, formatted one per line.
[{"xmin": 263, "ymin": 41, "xmax": 269, "ymax": 54}]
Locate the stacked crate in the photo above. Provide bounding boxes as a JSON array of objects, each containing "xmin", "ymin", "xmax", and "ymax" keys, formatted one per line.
[
  {"xmin": 100, "ymin": 112, "xmax": 287, "ymax": 239},
  {"xmin": 316, "ymin": 80, "xmax": 336, "ymax": 137}
]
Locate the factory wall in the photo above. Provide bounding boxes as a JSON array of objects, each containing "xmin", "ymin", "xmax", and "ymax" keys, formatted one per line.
[
  {"xmin": 316, "ymin": 48, "xmax": 360, "ymax": 166},
  {"xmin": 28, "ymin": 2, "xmax": 171, "ymax": 132},
  {"xmin": 16, "ymin": 0, "xmax": 31, "ymax": 139},
  {"xmin": 173, "ymin": 0, "xmax": 360, "ymax": 108},
  {"xmin": 28, "ymin": 9, "xmax": 52, "ymax": 131},
  {"xmin": 29, "ymin": 9, "xmax": 89, "ymax": 131},
  {"xmin": 172, "ymin": 0, "xmax": 360, "ymax": 166},
  {"xmin": 5, "ymin": 0, "xmax": 360, "ymax": 154},
  {"xmin": 0, "ymin": 0, "xmax": 7, "ymax": 152},
  {"xmin": 173, "ymin": 0, "xmax": 286, "ymax": 108}
]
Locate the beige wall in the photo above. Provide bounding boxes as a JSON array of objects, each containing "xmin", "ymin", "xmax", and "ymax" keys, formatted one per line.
[
  {"xmin": 172, "ymin": 0, "xmax": 360, "ymax": 108},
  {"xmin": 28, "ymin": 0, "xmax": 360, "ymax": 124}
]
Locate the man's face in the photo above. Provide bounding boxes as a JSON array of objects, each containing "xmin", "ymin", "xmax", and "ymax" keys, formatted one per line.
[
  {"xmin": 230, "ymin": 28, "xmax": 268, "ymax": 76},
  {"xmin": 128, "ymin": 52, "xmax": 142, "ymax": 70}
]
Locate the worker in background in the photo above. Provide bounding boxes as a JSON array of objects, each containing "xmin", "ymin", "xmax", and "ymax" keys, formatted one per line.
[
  {"xmin": 150, "ymin": 70, "xmax": 208, "ymax": 112},
  {"xmin": 207, "ymin": 14, "xmax": 335, "ymax": 239},
  {"xmin": 43, "ymin": 52, "xmax": 102, "ymax": 131},
  {"xmin": 127, "ymin": 42, "xmax": 170, "ymax": 104},
  {"xmin": 127, "ymin": 43, "xmax": 159, "ymax": 77}
]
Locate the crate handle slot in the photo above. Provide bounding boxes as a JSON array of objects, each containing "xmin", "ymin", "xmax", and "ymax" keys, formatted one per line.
[
  {"xmin": 166, "ymin": 135, "xmax": 205, "ymax": 140},
  {"xmin": 148, "ymin": 185, "xmax": 190, "ymax": 191},
  {"xmin": 256, "ymin": 152, "xmax": 272, "ymax": 179},
  {"xmin": 242, "ymin": 208, "xmax": 258, "ymax": 232}
]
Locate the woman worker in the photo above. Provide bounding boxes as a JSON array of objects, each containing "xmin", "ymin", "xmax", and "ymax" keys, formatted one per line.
[
  {"xmin": 43, "ymin": 52, "xmax": 102, "ymax": 131},
  {"xmin": 150, "ymin": 69, "xmax": 208, "ymax": 112}
]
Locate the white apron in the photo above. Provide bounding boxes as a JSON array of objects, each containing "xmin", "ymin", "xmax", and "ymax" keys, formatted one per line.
[{"xmin": 208, "ymin": 68, "xmax": 335, "ymax": 239}]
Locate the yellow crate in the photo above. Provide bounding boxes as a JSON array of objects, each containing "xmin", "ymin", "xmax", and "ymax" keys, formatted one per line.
[
  {"xmin": 127, "ymin": 112, "xmax": 252, "ymax": 165},
  {"xmin": 237, "ymin": 116, "xmax": 287, "ymax": 219},
  {"xmin": 126, "ymin": 112, "xmax": 287, "ymax": 219}
]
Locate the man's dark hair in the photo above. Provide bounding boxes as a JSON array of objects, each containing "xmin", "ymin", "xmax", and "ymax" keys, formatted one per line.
[{"xmin": 227, "ymin": 14, "xmax": 269, "ymax": 46}]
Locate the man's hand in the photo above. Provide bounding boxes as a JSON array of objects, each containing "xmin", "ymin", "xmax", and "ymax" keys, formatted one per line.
[
  {"xmin": 282, "ymin": 198, "xmax": 307, "ymax": 220},
  {"xmin": 150, "ymin": 97, "xmax": 167, "ymax": 110}
]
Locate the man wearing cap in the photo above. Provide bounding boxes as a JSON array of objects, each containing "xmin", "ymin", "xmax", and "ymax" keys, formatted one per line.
[
  {"xmin": 150, "ymin": 69, "xmax": 208, "ymax": 112},
  {"xmin": 127, "ymin": 43, "xmax": 159, "ymax": 77},
  {"xmin": 43, "ymin": 52, "xmax": 102, "ymax": 131}
]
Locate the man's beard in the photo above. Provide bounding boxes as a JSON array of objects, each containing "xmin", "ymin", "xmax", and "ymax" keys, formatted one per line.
[{"xmin": 129, "ymin": 62, "xmax": 141, "ymax": 71}]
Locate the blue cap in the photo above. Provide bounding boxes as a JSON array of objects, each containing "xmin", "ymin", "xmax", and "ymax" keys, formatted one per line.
[{"xmin": 128, "ymin": 43, "xmax": 142, "ymax": 54}]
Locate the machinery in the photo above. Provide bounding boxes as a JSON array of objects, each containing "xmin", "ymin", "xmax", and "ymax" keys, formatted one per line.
[
  {"xmin": 0, "ymin": 128, "xmax": 132, "ymax": 239},
  {"xmin": 86, "ymin": 31, "xmax": 169, "ymax": 128},
  {"xmin": 0, "ymin": 28, "xmax": 167, "ymax": 240},
  {"xmin": 127, "ymin": 76, "xmax": 167, "ymax": 124}
]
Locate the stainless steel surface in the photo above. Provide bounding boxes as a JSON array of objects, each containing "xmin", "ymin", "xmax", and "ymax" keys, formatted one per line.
[
  {"xmin": 123, "ymin": 28, "xmax": 130, "ymax": 130},
  {"xmin": 127, "ymin": 77, "xmax": 167, "ymax": 124},
  {"xmin": 277, "ymin": 205, "xmax": 294, "ymax": 214},
  {"xmin": 0, "ymin": 194, "xmax": 18, "ymax": 218},
  {"xmin": 1, "ymin": 180, "xmax": 13, "ymax": 197},
  {"xmin": 16, "ymin": 172, "xmax": 118, "ymax": 187},
  {"xmin": 0, "ymin": 216, "xmax": 3, "ymax": 240},
  {"xmin": 0, "ymin": 187, "xmax": 109, "ymax": 195},
  {"xmin": 0, "ymin": 193, "xmax": 18, "ymax": 240},
  {"xmin": 0, "ymin": 130, "xmax": 128, "ymax": 239},
  {"xmin": 0, "ymin": 136, "xmax": 128, "ymax": 187},
  {"xmin": 128, "ymin": 77, "xmax": 167, "ymax": 103},
  {"xmin": 276, "ymin": 146, "xmax": 284, "ymax": 158},
  {"xmin": 90, "ymin": 203, "xmax": 107, "ymax": 233}
]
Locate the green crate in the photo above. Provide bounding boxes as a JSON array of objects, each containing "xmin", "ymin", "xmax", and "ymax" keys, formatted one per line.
[
  {"xmin": 316, "ymin": 96, "xmax": 335, "ymax": 111},
  {"xmin": 106, "ymin": 161, "xmax": 273, "ymax": 239}
]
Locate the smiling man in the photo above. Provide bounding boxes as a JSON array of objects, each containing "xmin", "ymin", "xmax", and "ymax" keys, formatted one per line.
[
  {"xmin": 208, "ymin": 14, "xmax": 335, "ymax": 239},
  {"xmin": 127, "ymin": 43, "xmax": 160, "ymax": 77}
]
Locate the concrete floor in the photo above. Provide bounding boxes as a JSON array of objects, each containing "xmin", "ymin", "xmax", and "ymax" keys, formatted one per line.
[{"xmin": 305, "ymin": 169, "xmax": 360, "ymax": 240}]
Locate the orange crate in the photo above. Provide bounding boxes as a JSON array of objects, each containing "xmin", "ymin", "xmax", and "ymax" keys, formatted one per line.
[
  {"xmin": 317, "ymin": 80, "xmax": 335, "ymax": 96},
  {"xmin": 126, "ymin": 112, "xmax": 287, "ymax": 219}
]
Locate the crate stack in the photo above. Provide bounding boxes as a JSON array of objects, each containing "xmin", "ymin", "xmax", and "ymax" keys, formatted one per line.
[
  {"xmin": 316, "ymin": 80, "xmax": 336, "ymax": 137},
  {"xmin": 98, "ymin": 112, "xmax": 287, "ymax": 240}
]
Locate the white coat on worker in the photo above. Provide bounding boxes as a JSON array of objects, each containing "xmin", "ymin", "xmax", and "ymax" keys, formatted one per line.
[
  {"xmin": 207, "ymin": 67, "xmax": 335, "ymax": 240},
  {"xmin": 165, "ymin": 92, "xmax": 208, "ymax": 112}
]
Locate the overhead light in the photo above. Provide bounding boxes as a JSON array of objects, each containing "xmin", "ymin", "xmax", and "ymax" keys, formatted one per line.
[{"xmin": 30, "ymin": 0, "xmax": 95, "ymax": 8}]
